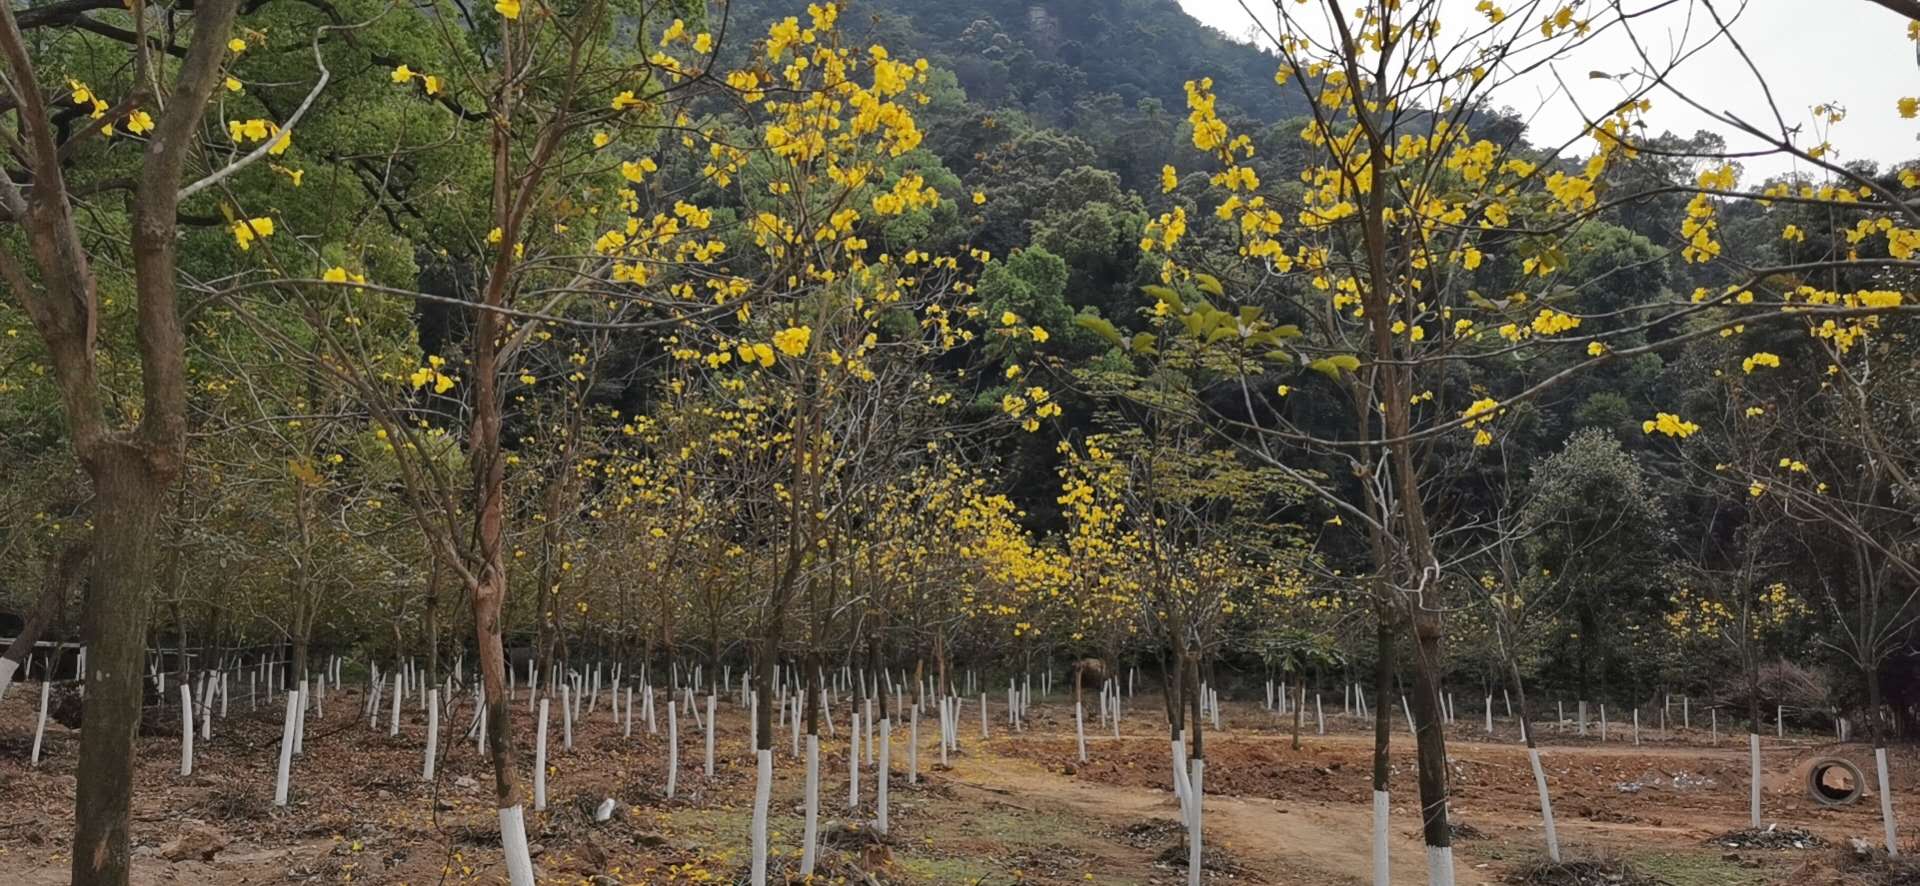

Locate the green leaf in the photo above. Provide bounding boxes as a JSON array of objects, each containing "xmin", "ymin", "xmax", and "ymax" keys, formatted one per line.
[
  {"xmin": 1130, "ymin": 332, "xmax": 1158, "ymax": 355},
  {"xmin": 1308, "ymin": 354, "xmax": 1361, "ymax": 377},
  {"xmin": 1194, "ymin": 273, "xmax": 1224, "ymax": 297},
  {"xmin": 1272, "ymin": 324, "xmax": 1302, "ymax": 339},
  {"xmin": 1074, "ymin": 314, "xmax": 1124, "ymax": 346},
  {"xmin": 1141, "ymin": 285, "xmax": 1186, "ymax": 316}
]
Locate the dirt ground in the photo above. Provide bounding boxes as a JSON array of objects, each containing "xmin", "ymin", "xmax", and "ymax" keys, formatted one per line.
[{"xmin": 2, "ymin": 683, "xmax": 1915, "ymax": 885}]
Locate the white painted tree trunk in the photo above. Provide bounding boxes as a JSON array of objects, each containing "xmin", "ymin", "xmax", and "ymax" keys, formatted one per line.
[
  {"xmin": 801, "ymin": 734, "xmax": 821, "ymax": 876},
  {"xmin": 704, "ymin": 694, "xmax": 717, "ymax": 778},
  {"xmin": 179, "ymin": 684, "xmax": 195, "ymax": 776},
  {"xmin": 294, "ymin": 679, "xmax": 308, "ymax": 756},
  {"xmin": 909, "ymin": 706, "xmax": 920, "ymax": 784},
  {"xmin": 625, "ymin": 687, "xmax": 633, "ymax": 738},
  {"xmin": 274, "ymin": 690, "xmax": 297, "ymax": 806},
  {"xmin": 1372, "ymin": 790, "xmax": 1390, "ymax": 886},
  {"xmin": 30, "ymin": 680, "xmax": 50, "ymax": 766},
  {"xmin": 1171, "ymin": 738, "xmax": 1190, "ymax": 820},
  {"xmin": 1075, "ymin": 702, "xmax": 1087, "ymax": 763},
  {"xmin": 389, "ymin": 672, "xmax": 403, "ymax": 736},
  {"xmin": 1528, "ymin": 748, "xmax": 1561, "ymax": 861},
  {"xmin": 535, "ymin": 699, "xmax": 550, "ymax": 811},
  {"xmin": 423, "ymin": 688, "xmax": 440, "ymax": 781},
  {"xmin": 563, "ymin": 683, "xmax": 575, "ymax": 751},
  {"xmin": 201, "ymin": 675, "xmax": 213, "ymax": 741},
  {"xmin": 1748, "ymin": 733, "xmax": 1762, "ymax": 828},
  {"xmin": 848, "ymin": 711, "xmax": 861, "ymax": 808},
  {"xmin": 1877, "ymin": 746, "xmax": 1898, "ymax": 856},
  {"xmin": 877, "ymin": 718, "xmax": 892, "ymax": 834},
  {"xmin": 498, "ymin": 805, "xmax": 536, "ymax": 886},
  {"xmin": 1427, "ymin": 845, "xmax": 1457, "ymax": 886},
  {"xmin": 981, "ymin": 693, "xmax": 989, "ymax": 739},
  {"xmin": 750, "ymin": 749, "xmax": 773, "ymax": 885},
  {"xmin": 666, "ymin": 702, "xmax": 679, "ymax": 798},
  {"xmin": 1186, "ymin": 758, "xmax": 1205, "ymax": 886}
]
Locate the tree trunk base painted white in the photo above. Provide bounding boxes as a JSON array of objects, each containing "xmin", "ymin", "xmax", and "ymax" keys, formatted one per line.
[
  {"xmin": 1372, "ymin": 790, "xmax": 1390, "ymax": 886},
  {"xmin": 1877, "ymin": 746, "xmax": 1898, "ymax": 857},
  {"xmin": 750, "ymin": 749, "xmax": 772, "ymax": 885},
  {"xmin": 274, "ymin": 691, "xmax": 297, "ymax": 806},
  {"xmin": 423, "ymin": 688, "xmax": 440, "ymax": 781},
  {"xmin": 1186, "ymin": 759, "xmax": 1204, "ymax": 886},
  {"xmin": 30, "ymin": 680, "xmax": 50, "ymax": 766},
  {"xmin": 535, "ymin": 699, "xmax": 551, "ymax": 811},
  {"xmin": 1171, "ymin": 738, "xmax": 1190, "ymax": 820},
  {"xmin": 704, "ymin": 694, "xmax": 716, "ymax": 778},
  {"xmin": 1074, "ymin": 703, "xmax": 1087, "ymax": 763},
  {"xmin": 499, "ymin": 804, "xmax": 536, "ymax": 886},
  {"xmin": 666, "ymin": 703, "xmax": 680, "ymax": 799},
  {"xmin": 180, "ymin": 684, "xmax": 195, "ymax": 776},
  {"xmin": 1528, "ymin": 748, "xmax": 1560, "ymax": 862},
  {"xmin": 877, "ymin": 719, "xmax": 892, "ymax": 835},
  {"xmin": 849, "ymin": 712, "xmax": 861, "ymax": 809},
  {"xmin": 801, "ymin": 734, "xmax": 821, "ymax": 876},
  {"xmin": 1426, "ymin": 845, "xmax": 1457, "ymax": 886},
  {"xmin": 1749, "ymin": 733, "xmax": 1762, "ymax": 828}
]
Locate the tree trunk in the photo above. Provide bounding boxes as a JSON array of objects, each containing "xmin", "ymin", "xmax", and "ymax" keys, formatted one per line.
[
  {"xmin": 426, "ymin": 558, "xmax": 441, "ymax": 686},
  {"xmin": 1371, "ymin": 612, "xmax": 1394, "ymax": 796},
  {"xmin": 1407, "ymin": 610, "xmax": 1454, "ymax": 856},
  {"xmin": 1291, "ymin": 676, "xmax": 1305, "ymax": 750},
  {"xmin": 72, "ymin": 448, "xmax": 172, "ymax": 884},
  {"xmin": 1184, "ymin": 652, "xmax": 1204, "ymax": 761},
  {"xmin": 290, "ymin": 600, "xmax": 310, "ymax": 691}
]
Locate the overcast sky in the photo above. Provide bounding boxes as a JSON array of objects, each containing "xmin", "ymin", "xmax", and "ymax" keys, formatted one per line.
[{"xmin": 1175, "ymin": 0, "xmax": 1920, "ymax": 182}]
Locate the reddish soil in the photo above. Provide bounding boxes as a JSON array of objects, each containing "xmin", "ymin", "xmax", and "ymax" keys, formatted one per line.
[{"xmin": 1, "ymin": 686, "xmax": 1915, "ymax": 884}]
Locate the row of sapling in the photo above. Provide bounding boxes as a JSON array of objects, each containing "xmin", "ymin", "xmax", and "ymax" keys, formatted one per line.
[
  {"xmin": 1125, "ymin": 2, "xmax": 1920, "ymax": 882},
  {"xmin": 204, "ymin": 0, "xmax": 911, "ymax": 878}
]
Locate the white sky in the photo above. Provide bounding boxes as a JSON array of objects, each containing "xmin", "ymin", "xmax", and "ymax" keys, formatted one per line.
[{"xmin": 1176, "ymin": 0, "xmax": 1920, "ymax": 182}]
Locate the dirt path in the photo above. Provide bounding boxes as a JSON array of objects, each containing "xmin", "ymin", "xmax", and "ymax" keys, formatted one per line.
[{"xmin": 946, "ymin": 750, "xmax": 1433, "ymax": 885}]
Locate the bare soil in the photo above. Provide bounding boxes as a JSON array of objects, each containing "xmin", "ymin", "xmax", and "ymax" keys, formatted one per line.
[{"xmin": 1, "ymin": 686, "xmax": 1913, "ymax": 884}]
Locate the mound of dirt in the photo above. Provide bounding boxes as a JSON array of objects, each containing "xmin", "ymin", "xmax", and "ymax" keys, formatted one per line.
[
  {"xmin": 1153, "ymin": 842, "xmax": 1257, "ymax": 878},
  {"xmin": 1505, "ymin": 858, "xmax": 1664, "ymax": 886},
  {"xmin": 1810, "ymin": 844, "xmax": 1920, "ymax": 885},
  {"xmin": 1109, "ymin": 818, "xmax": 1183, "ymax": 849},
  {"xmin": 1707, "ymin": 826, "xmax": 1829, "ymax": 850}
]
